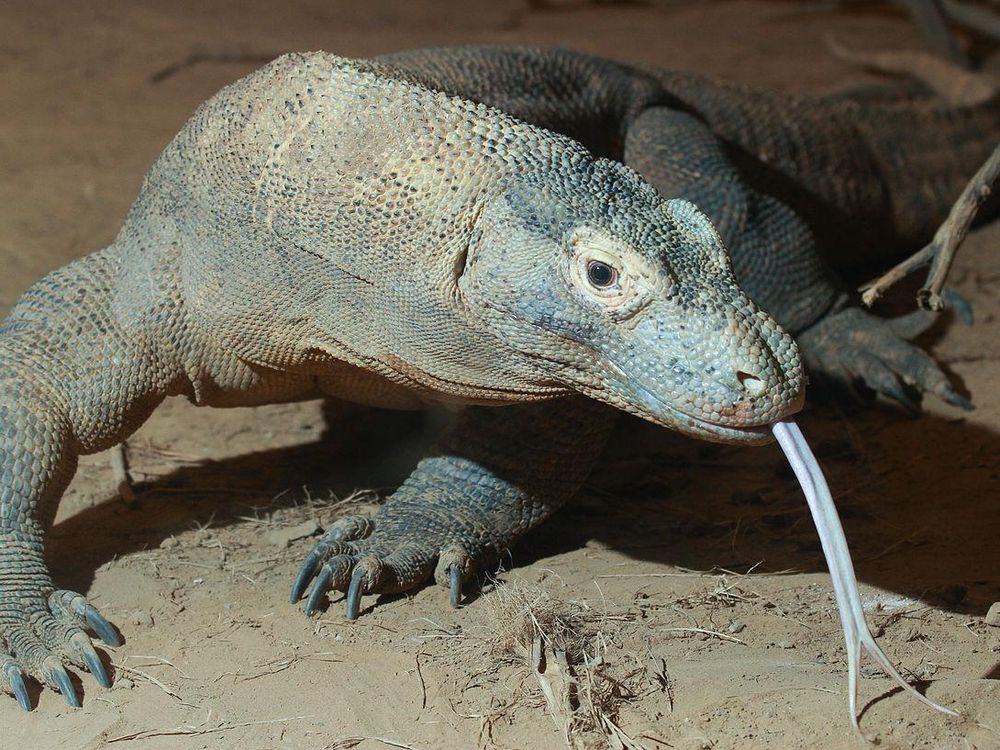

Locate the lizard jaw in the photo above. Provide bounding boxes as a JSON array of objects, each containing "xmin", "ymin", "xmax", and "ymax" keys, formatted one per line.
[{"xmin": 626, "ymin": 380, "xmax": 798, "ymax": 445}]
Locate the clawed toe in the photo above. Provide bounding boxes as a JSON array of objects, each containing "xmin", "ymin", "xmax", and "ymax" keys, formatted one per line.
[
  {"xmin": 290, "ymin": 520, "xmax": 482, "ymax": 619},
  {"xmin": 70, "ymin": 634, "xmax": 111, "ymax": 690},
  {"xmin": 82, "ymin": 604, "xmax": 122, "ymax": 648},
  {"xmin": 49, "ymin": 590, "xmax": 122, "ymax": 648},
  {"xmin": 0, "ymin": 590, "xmax": 121, "ymax": 709},
  {"xmin": 291, "ymin": 547, "xmax": 326, "ymax": 604},
  {"xmin": 45, "ymin": 661, "xmax": 80, "ymax": 708},
  {"xmin": 2, "ymin": 661, "xmax": 31, "ymax": 712},
  {"xmin": 345, "ymin": 566, "xmax": 367, "ymax": 621},
  {"xmin": 939, "ymin": 382, "xmax": 973, "ymax": 411},
  {"xmin": 449, "ymin": 565, "xmax": 463, "ymax": 608},
  {"xmin": 303, "ymin": 565, "xmax": 334, "ymax": 616},
  {"xmin": 436, "ymin": 546, "xmax": 475, "ymax": 609},
  {"xmin": 301, "ymin": 553, "xmax": 354, "ymax": 616},
  {"xmin": 799, "ymin": 305, "xmax": 973, "ymax": 411}
]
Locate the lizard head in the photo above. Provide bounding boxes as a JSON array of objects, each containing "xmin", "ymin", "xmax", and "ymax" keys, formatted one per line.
[{"xmin": 458, "ymin": 159, "xmax": 805, "ymax": 445}]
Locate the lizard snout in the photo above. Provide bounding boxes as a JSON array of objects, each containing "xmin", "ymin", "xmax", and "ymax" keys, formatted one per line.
[{"xmin": 712, "ymin": 363, "xmax": 802, "ymax": 426}]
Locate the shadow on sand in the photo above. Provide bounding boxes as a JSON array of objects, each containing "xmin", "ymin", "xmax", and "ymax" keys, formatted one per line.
[{"xmin": 46, "ymin": 391, "xmax": 1000, "ymax": 623}]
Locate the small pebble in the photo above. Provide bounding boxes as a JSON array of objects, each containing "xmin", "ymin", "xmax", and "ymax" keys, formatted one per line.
[
  {"xmin": 985, "ymin": 602, "xmax": 1000, "ymax": 627},
  {"xmin": 130, "ymin": 610, "xmax": 154, "ymax": 627},
  {"xmin": 777, "ymin": 640, "xmax": 796, "ymax": 649},
  {"xmin": 728, "ymin": 621, "xmax": 746, "ymax": 634}
]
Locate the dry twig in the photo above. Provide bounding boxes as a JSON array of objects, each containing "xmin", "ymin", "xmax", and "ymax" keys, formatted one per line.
[
  {"xmin": 110, "ymin": 442, "xmax": 137, "ymax": 504},
  {"xmin": 861, "ymin": 144, "xmax": 1000, "ymax": 310},
  {"xmin": 474, "ymin": 579, "xmax": 650, "ymax": 749},
  {"xmin": 326, "ymin": 738, "xmax": 427, "ymax": 750},
  {"xmin": 108, "ymin": 715, "xmax": 316, "ymax": 742}
]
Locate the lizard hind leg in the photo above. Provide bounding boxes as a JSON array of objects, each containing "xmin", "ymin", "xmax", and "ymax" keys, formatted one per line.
[
  {"xmin": 796, "ymin": 302, "xmax": 973, "ymax": 412},
  {"xmin": 290, "ymin": 458, "xmax": 511, "ymax": 621}
]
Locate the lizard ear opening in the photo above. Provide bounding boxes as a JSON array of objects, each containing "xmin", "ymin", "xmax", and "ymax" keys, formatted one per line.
[
  {"xmin": 454, "ymin": 200, "xmax": 490, "ymax": 291},
  {"xmin": 452, "ymin": 244, "xmax": 471, "ymax": 287}
]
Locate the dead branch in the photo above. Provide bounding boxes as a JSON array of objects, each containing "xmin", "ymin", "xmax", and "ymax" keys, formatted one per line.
[{"xmin": 861, "ymin": 143, "xmax": 1000, "ymax": 310}]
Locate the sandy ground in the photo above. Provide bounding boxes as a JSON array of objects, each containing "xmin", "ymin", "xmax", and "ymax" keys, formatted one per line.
[{"xmin": 1, "ymin": 1, "xmax": 998, "ymax": 748}]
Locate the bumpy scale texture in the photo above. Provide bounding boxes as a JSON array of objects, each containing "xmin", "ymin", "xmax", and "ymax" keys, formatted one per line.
[
  {"xmin": 0, "ymin": 47, "xmax": 994, "ymax": 708},
  {"xmin": 381, "ymin": 47, "xmax": 998, "ymax": 404}
]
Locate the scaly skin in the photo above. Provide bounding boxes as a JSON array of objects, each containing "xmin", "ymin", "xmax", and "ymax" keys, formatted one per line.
[
  {"xmin": 0, "ymin": 51, "xmax": 805, "ymax": 709},
  {"xmin": 379, "ymin": 46, "xmax": 997, "ymax": 407},
  {"xmin": 0, "ymin": 51, "xmax": 992, "ymax": 708}
]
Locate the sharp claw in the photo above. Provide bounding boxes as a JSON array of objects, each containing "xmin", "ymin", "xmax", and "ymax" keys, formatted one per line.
[
  {"xmin": 291, "ymin": 548, "xmax": 323, "ymax": 604},
  {"xmin": 51, "ymin": 666, "xmax": 80, "ymax": 708},
  {"xmin": 81, "ymin": 646, "xmax": 111, "ymax": 689},
  {"xmin": 7, "ymin": 667, "xmax": 31, "ymax": 712},
  {"xmin": 940, "ymin": 384, "xmax": 974, "ymax": 411},
  {"xmin": 449, "ymin": 565, "xmax": 462, "ymax": 609},
  {"xmin": 84, "ymin": 604, "xmax": 122, "ymax": 648},
  {"xmin": 346, "ymin": 567, "xmax": 366, "ymax": 621},
  {"xmin": 303, "ymin": 565, "xmax": 333, "ymax": 617},
  {"xmin": 941, "ymin": 289, "xmax": 974, "ymax": 325}
]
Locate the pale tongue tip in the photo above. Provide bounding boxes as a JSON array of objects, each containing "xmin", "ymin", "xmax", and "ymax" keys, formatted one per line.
[{"xmin": 770, "ymin": 419, "xmax": 958, "ymax": 728}]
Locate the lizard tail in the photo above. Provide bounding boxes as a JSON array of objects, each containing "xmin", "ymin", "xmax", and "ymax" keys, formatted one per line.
[{"xmin": 825, "ymin": 35, "xmax": 999, "ymax": 107}]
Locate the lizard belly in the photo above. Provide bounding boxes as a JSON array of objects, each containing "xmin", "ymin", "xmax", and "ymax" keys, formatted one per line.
[
  {"xmin": 176, "ymin": 344, "xmax": 432, "ymax": 411},
  {"xmin": 315, "ymin": 360, "xmax": 435, "ymax": 410}
]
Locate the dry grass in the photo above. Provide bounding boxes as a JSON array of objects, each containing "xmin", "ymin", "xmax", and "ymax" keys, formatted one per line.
[{"xmin": 472, "ymin": 578, "xmax": 659, "ymax": 750}]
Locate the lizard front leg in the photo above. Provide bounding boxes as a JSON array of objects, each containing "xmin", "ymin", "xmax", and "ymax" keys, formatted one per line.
[
  {"xmin": 0, "ymin": 248, "xmax": 171, "ymax": 709},
  {"xmin": 291, "ymin": 397, "xmax": 615, "ymax": 619},
  {"xmin": 624, "ymin": 106, "xmax": 970, "ymax": 410},
  {"xmin": 0, "ymin": 375, "xmax": 122, "ymax": 710}
]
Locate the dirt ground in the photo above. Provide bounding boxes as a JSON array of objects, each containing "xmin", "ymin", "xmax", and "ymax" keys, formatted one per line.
[{"xmin": 1, "ymin": 1, "xmax": 998, "ymax": 748}]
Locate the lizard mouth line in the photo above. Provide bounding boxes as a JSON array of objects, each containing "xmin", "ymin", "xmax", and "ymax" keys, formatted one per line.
[{"xmin": 628, "ymin": 381, "xmax": 773, "ymax": 443}]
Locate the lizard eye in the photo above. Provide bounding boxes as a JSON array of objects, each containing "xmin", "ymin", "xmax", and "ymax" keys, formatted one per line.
[{"xmin": 586, "ymin": 260, "xmax": 618, "ymax": 289}]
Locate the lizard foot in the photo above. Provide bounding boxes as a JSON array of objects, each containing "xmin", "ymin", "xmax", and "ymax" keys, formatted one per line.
[
  {"xmin": 797, "ymin": 304, "xmax": 972, "ymax": 412},
  {"xmin": 290, "ymin": 514, "xmax": 482, "ymax": 620},
  {"xmin": 290, "ymin": 401, "xmax": 605, "ymax": 621},
  {"xmin": 0, "ymin": 589, "xmax": 120, "ymax": 710}
]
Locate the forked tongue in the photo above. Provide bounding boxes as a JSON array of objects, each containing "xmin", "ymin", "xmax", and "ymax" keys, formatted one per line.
[{"xmin": 771, "ymin": 419, "xmax": 958, "ymax": 729}]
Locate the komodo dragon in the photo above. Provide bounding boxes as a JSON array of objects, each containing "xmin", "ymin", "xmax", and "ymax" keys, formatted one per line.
[{"xmin": 0, "ymin": 47, "xmax": 995, "ymax": 714}]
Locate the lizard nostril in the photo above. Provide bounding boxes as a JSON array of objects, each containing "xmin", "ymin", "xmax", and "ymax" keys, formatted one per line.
[{"xmin": 737, "ymin": 370, "xmax": 765, "ymax": 397}]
